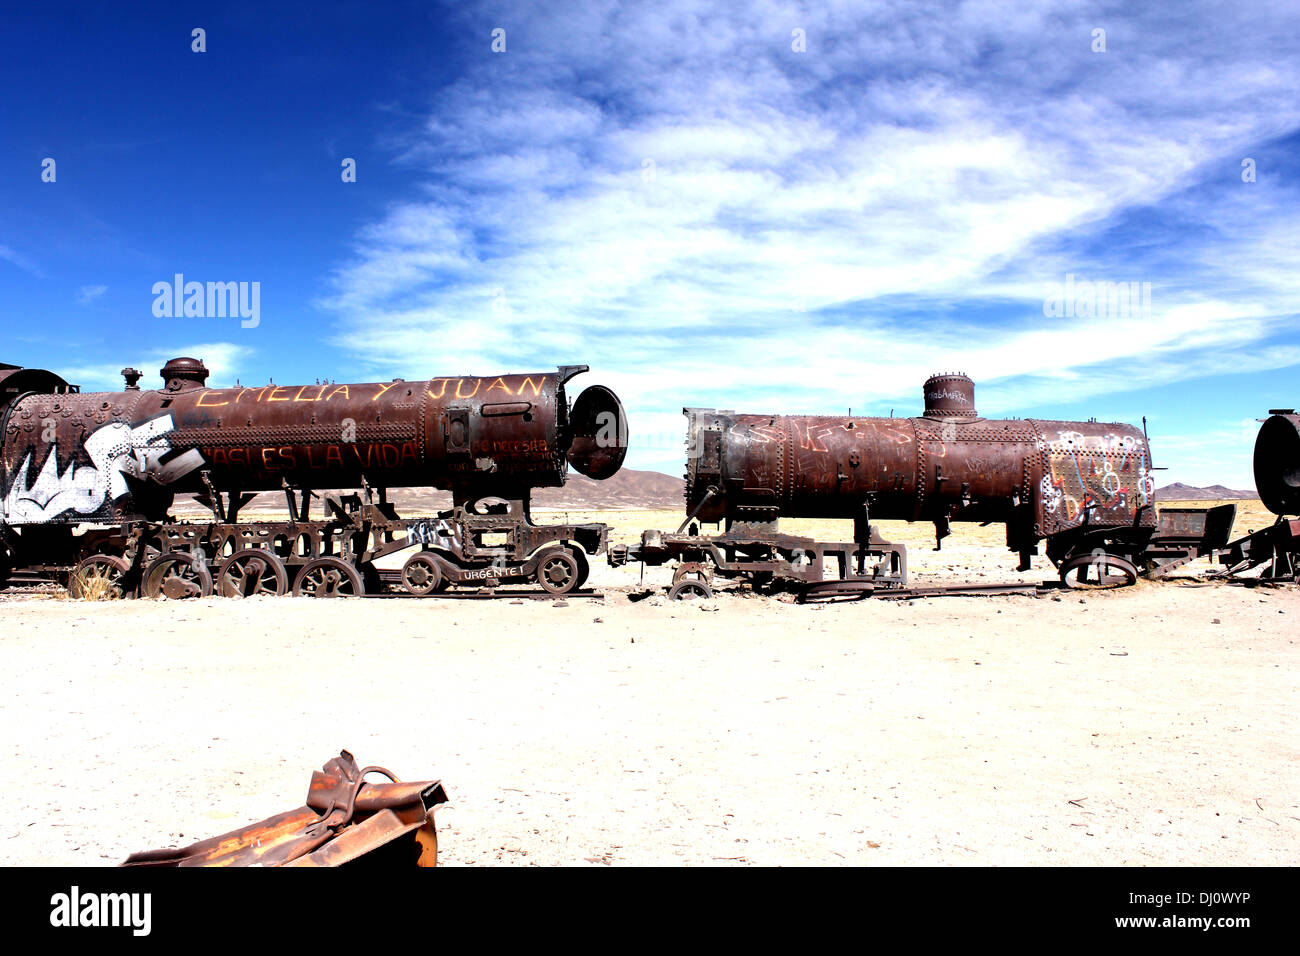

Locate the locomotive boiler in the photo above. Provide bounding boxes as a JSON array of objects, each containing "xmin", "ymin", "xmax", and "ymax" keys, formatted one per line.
[
  {"xmin": 0, "ymin": 357, "xmax": 627, "ymax": 598},
  {"xmin": 613, "ymin": 374, "xmax": 1158, "ymax": 598}
]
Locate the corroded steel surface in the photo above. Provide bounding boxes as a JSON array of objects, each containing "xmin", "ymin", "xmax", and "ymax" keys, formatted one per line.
[
  {"xmin": 0, "ymin": 358, "xmax": 626, "ymax": 526},
  {"xmin": 685, "ymin": 374, "xmax": 1157, "ymax": 554},
  {"xmin": 0, "ymin": 356, "xmax": 624, "ymax": 599},
  {"xmin": 1142, "ymin": 504, "xmax": 1239, "ymax": 578},
  {"xmin": 121, "ymin": 751, "xmax": 447, "ymax": 867},
  {"xmin": 625, "ymin": 373, "xmax": 1164, "ymax": 598}
]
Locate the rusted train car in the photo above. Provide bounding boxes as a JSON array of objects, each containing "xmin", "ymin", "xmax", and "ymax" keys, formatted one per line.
[
  {"xmin": 612, "ymin": 374, "xmax": 1160, "ymax": 598},
  {"xmin": 0, "ymin": 357, "xmax": 626, "ymax": 598}
]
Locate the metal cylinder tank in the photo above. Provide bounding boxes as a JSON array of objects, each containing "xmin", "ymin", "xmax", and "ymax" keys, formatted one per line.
[
  {"xmin": 683, "ymin": 376, "xmax": 1155, "ymax": 544},
  {"xmin": 0, "ymin": 359, "xmax": 626, "ymax": 525}
]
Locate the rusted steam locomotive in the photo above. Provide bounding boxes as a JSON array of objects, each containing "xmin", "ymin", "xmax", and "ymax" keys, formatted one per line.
[
  {"xmin": 611, "ymin": 373, "xmax": 1161, "ymax": 598},
  {"xmin": 0, "ymin": 357, "xmax": 626, "ymax": 598}
]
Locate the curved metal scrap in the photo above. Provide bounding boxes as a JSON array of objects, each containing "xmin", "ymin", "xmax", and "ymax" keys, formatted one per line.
[{"xmin": 120, "ymin": 751, "xmax": 448, "ymax": 868}]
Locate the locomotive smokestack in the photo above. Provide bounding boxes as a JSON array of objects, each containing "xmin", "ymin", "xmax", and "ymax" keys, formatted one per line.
[
  {"xmin": 923, "ymin": 372, "xmax": 978, "ymax": 421},
  {"xmin": 160, "ymin": 356, "xmax": 209, "ymax": 392}
]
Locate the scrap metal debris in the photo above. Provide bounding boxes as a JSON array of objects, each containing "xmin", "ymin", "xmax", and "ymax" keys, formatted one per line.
[{"xmin": 121, "ymin": 751, "xmax": 447, "ymax": 867}]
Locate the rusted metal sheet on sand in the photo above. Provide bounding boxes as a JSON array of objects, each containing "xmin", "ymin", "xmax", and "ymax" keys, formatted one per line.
[{"xmin": 121, "ymin": 751, "xmax": 447, "ymax": 867}]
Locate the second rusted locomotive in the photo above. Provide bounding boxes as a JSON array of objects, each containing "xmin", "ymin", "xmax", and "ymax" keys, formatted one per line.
[
  {"xmin": 0, "ymin": 357, "xmax": 627, "ymax": 598},
  {"xmin": 612, "ymin": 374, "xmax": 1158, "ymax": 598}
]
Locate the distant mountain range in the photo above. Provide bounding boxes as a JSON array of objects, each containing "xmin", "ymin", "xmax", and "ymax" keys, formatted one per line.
[
  {"xmin": 172, "ymin": 468, "xmax": 685, "ymax": 516},
  {"xmin": 1154, "ymin": 483, "xmax": 1258, "ymax": 500},
  {"xmin": 534, "ymin": 468, "xmax": 683, "ymax": 510}
]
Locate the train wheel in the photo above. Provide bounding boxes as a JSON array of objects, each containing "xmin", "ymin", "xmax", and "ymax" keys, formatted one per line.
[
  {"xmin": 401, "ymin": 553, "xmax": 443, "ymax": 595},
  {"xmin": 667, "ymin": 580, "xmax": 713, "ymax": 601},
  {"xmin": 142, "ymin": 552, "xmax": 214, "ymax": 600},
  {"xmin": 536, "ymin": 550, "xmax": 580, "ymax": 595},
  {"xmin": 293, "ymin": 557, "xmax": 364, "ymax": 598},
  {"xmin": 70, "ymin": 555, "xmax": 132, "ymax": 600},
  {"xmin": 1059, "ymin": 552, "xmax": 1138, "ymax": 589},
  {"xmin": 568, "ymin": 546, "xmax": 590, "ymax": 590},
  {"xmin": 217, "ymin": 549, "xmax": 289, "ymax": 598}
]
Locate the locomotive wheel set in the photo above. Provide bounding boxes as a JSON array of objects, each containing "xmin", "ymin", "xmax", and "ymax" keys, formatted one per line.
[{"xmin": 1, "ymin": 358, "xmax": 1296, "ymax": 601}]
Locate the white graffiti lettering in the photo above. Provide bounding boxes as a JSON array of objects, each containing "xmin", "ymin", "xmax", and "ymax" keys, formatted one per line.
[
  {"xmin": 460, "ymin": 565, "xmax": 523, "ymax": 579},
  {"xmin": 1, "ymin": 415, "xmax": 203, "ymax": 523},
  {"xmin": 115, "ymin": 416, "xmax": 206, "ymax": 485}
]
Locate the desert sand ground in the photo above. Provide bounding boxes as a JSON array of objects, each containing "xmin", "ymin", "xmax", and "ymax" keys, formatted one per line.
[{"xmin": 1, "ymin": 503, "xmax": 1295, "ymax": 866}]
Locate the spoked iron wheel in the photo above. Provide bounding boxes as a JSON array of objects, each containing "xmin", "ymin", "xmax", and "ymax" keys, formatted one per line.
[
  {"xmin": 569, "ymin": 547, "xmax": 590, "ymax": 591},
  {"xmin": 70, "ymin": 554, "xmax": 132, "ymax": 600},
  {"xmin": 667, "ymin": 580, "xmax": 713, "ymax": 601},
  {"xmin": 217, "ymin": 549, "xmax": 289, "ymax": 597},
  {"xmin": 536, "ymin": 550, "xmax": 580, "ymax": 595},
  {"xmin": 292, "ymin": 557, "xmax": 365, "ymax": 598},
  {"xmin": 401, "ymin": 553, "xmax": 444, "ymax": 595},
  {"xmin": 142, "ymin": 552, "xmax": 214, "ymax": 600},
  {"xmin": 1059, "ymin": 552, "xmax": 1139, "ymax": 589}
]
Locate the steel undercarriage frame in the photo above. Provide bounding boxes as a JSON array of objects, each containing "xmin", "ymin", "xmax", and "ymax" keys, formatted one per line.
[
  {"xmin": 611, "ymin": 520, "xmax": 909, "ymax": 600},
  {"xmin": 3, "ymin": 484, "xmax": 607, "ymax": 599}
]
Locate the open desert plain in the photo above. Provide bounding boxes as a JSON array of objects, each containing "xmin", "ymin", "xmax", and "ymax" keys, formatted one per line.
[{"xmin": 1, "ymin": 501, "xmax": 1296, "ymax": 867}]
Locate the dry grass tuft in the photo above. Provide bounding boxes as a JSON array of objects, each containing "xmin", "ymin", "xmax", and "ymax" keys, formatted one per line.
[{"xmin": 66, "ymin": 565, "xmax": 122, "ymax": 601}]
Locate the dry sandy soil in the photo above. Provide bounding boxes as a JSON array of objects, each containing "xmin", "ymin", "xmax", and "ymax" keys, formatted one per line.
[{"xmin": 1, "ymin": 504, "xmax": 1295, "ymax": 867}]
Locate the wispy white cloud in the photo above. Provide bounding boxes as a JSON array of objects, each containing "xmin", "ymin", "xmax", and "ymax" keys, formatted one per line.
[
  {"xmin": 0, "ymin": 244, "xmax": 42, "ymax": 277},
  {"xmin": 62, "ymin": 342, "xmax": 255, "ymax": 391},
  {"xmin": 319, "ymin": 0, "xmax": 1300, "ymax": 483},
  {"xmin": 76, "ymin": 284, "xmax": 107, "ymax": 305}
]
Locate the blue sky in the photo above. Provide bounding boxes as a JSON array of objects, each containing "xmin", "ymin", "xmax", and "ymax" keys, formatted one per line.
[{"xmin": 3, "ymin": 1, "xmax": 1298, "ymax": 486}]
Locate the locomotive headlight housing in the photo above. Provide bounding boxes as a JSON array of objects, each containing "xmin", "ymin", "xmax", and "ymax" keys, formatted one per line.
[
  {"xmin": 566, "ymin": 385, "xmax": 628, "ymax": 480},
  {"xmin": 1255, "ymin": 411, "xmax": 1300, "ymax": 516}
]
